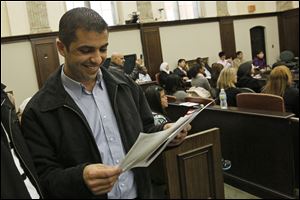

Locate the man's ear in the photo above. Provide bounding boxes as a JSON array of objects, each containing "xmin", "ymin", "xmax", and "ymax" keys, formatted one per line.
[{"xmin": 56, "ymin": 39, "xmax": 66, "ymax": 57}]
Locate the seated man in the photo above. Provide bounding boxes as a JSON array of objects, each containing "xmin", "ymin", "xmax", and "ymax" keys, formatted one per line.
[
  {"xmin": 132, "ymin": 58, "xmax": 145, "ymax": 81},
  {"xmin": 174, "ymin": 59, "xmax": 189, "ymax": 80},
  {"xmin": 109, "ymin": 53, "xmax": 140, "ymax": 80},
  {"xmin": 109, "ymin": 52, "xmax": 125, "ymax": 73},
  {"xmin": 136, "ymin": 66, "xmax": 152, "ymax": 83}
]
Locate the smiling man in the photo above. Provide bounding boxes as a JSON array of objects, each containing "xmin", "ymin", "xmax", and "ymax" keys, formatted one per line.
[{"xmin": 21, "ymin": 7, "xmax": 189, "ymax": 199}]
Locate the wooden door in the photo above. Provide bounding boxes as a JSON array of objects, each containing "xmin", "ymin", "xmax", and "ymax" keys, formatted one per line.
[
  {"xmin": 30, "ymin": 37, "xmax": 60, "ymax": 88},
  {"xmin": 140, "ymin": 26, "xmax": 163, "ymax": 80},
  {"xmin": 250, "ymin": 26, "xmax": 266, "ymax": 60},
  {"xmin": 278, "ymin": 8, "xmax": 299, "ymax": 57}
]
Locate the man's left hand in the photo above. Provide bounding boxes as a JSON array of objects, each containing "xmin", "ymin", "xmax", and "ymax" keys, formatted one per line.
[{"xmin": 163, "ymin": 123, "xmax": 191, "ymax": 146}]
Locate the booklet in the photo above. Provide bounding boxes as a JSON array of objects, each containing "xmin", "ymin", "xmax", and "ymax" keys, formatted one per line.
[{"xmin": 118, "ymin": 100, "xmax": 215, "ymax": 172}]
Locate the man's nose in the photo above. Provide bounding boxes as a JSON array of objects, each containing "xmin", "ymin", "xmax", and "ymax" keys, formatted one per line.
[{"xmin": 90, "ymin": 51, "xmax": 104, "ymax": 65}]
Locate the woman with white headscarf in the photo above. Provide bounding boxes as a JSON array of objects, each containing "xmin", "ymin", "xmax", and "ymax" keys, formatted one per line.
[{"xmin": 159, "ymin": 62, "xmax": 171, "ymax": 88}]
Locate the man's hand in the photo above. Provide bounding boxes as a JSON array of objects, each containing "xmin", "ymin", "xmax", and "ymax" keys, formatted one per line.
[
  {"xmin": 183, "ymin": 76, "xmax": 189, "ymax": 81},
  {"xmin": 135, "ymin": 59, "xmax": 143, "ymax": 66},
  {"xmin": 163, "ymin": 123, "xmax": 191, "ymax": 146},
  {"xmin": 83, "ymin": 164, "xmax": 122, "ymax": 196}
]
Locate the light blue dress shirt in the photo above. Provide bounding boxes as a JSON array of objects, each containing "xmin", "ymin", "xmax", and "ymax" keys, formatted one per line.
[{"xmin": 61, "ymin": 67, "xmax": 137, "ymax": 199}]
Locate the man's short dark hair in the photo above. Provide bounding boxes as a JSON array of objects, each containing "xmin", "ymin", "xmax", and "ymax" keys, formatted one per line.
[
  {"xmin": 236, "ymin": 51, "xmax": 242, "ymax": 56},
  {"xmin": 195, "ymin": 57, "xmax": 202, "ymax": 64},
  {"xmin": 219, "ymin": 51, "xmax": 225, "ymax": 57},
  {"xmin": 58, "ymin": 7, "xmax": 108, "ymax": 50},
  {"xmin": 178, "ymin": 59, "xmax": 186, "ymax": 65}
]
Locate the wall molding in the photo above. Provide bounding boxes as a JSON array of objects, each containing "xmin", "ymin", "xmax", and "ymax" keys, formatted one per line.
[{"xmin": 1, "ymin": 23, "xmax": 140, "ymax": 44}]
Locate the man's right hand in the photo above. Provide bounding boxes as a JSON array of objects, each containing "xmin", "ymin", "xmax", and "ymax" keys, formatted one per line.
[{"xmin": 83, "ymin": 164, "xmax": 122, "ymax": 196}]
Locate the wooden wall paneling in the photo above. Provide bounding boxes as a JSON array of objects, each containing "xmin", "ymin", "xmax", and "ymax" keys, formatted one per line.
[
  {"xmin": 140, "ymin": 26, "xmax": 163, "ymax": 79},
  {"xmin": 219, "ymin": 18, "xmax": 236, "ymax": 59},
  {"xmin": 178, "ymin": 145, "xmax": 215, "ymax": 198},
  {"xmin": 278, "ymin": 8, "xmax": 299, "ymax": 56},
  {"xmin": 290, "ymin": 117, "xmax": 299, "ymax": 189},
  {"xmin": 30, "ymin": 37, "xmax": 60, "ymax": 88}
]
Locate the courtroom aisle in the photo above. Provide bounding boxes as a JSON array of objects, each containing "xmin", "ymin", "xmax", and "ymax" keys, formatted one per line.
[{"xmin": 224, "ymin": 183, "xmax": 260, "ymax": 199}]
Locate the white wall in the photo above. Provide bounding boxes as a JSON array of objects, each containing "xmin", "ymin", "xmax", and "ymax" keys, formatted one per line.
[
  {"xmin": 234, "ymin": 16, "xmax": 280, "ymax": 65},
  {"xmin": 108, "ymin": 29, "xmax": 143, "ymax": 57},
  {"xmin": 3, "ymin": 1, "xmax": 65, "ymax": 36},
  {"xmin": 203, "ymin": 1, "xmax": 217, "ymax": 17},
  {"xmin": 266, "ymin": 1, "xmax": 277, "ymax": 12},
  {"xmin": 46, "ymin": 1, "xmax": 66, "ymax": 32},
  {"xmin": 227, "ymin": 1, "xmax": 238, "ymax": 16},
  {"xmin": 151, "ymin": 1, "xmax": 166, "ymax": 21},
  {"xmin": 6, "ymin": 1, "xmax": 30, "ymax": 36},
  {"xmin": 1, "ymin": 1, "xmax": 11, "ymax": 36},
  {"xmin": 117, "ymin": 1, "xmax": 137, "ymax": 24},
  {"xmin": 236, "ymin": 1, "xmax": 276, "ymax": 15},
  {"xmin": 228, "ymin": 1, "xmax": 277, "ymax": 16},
  {"xmin": 160, "ymin": 22, "xmax": 222, "ymax": 69},
  {"xmin": 1, "ymin": 42, "xmax": 39, "ymax": 108}
]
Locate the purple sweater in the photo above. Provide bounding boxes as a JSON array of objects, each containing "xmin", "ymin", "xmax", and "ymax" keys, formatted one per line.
[{"xmin": 253, "ymin": 57, "xmax": 266, "ymax": 69}]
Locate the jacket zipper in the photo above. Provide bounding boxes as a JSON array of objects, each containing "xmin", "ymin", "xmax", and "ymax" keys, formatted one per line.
[
  {"xmin": 113, "ymin": 85, "xmax": 118, "ymax": 110},
  {"xmin": 63, "ymin": 104, "xmax": 102, "ymax": 160},
  {"xmin": 1, "ymin": 98, "xmax": 5, "ymax": 106},
  {"xmin": 8, "ymin": 109, "xmax": 44, "ymax": 198}
]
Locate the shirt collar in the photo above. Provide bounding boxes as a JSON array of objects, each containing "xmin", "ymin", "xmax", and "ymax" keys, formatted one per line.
[
  {"xmin": 197, "ymin": 73, "xmax": 205, "ymax": 78},
  {"xmin": 61, "ymin": 65, "xmax": 103, "ymax": 98},
  {"xmin": 110, "ymin": 62, "xmax": 123, "ymax": 69}
]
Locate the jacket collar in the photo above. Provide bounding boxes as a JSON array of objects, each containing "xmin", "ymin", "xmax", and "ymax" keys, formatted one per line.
[
  {"xmin": 61, "ymin": 65, "xmax": 104, "ymax": 99},
  {"xmin": 109, "ymin": 63, "xmax": 124, "ymax": 73},
  {"xmin": 1, "ymin": 83, "xmax": 6, "ymax": 91},
  {"xmin": 39, "ymin": 65, "xmax": 128, "ymax": 112}
]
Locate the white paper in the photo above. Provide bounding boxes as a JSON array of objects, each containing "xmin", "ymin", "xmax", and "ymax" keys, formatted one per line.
[
  {"xmin": 118, "ymin": 100, "xmax": 215, "ymax": 172},
  {"xmin": 179, "ymin": 102, "xmax": 199, "ymax": 107}
]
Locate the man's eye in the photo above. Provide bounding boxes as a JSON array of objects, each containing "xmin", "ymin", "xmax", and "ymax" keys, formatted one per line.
[
  {"xmin": 79, "ymin": 49, "xmax": 91, "ymax": 54},
  {"xmin": 100, "ymin": 48, "xmax": 107, "ymax": 53}
]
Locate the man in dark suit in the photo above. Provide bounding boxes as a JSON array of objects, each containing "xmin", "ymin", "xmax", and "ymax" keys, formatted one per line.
[{"xmin": 173, "ymin": 59, "xmax": 188, "ymax": 80}]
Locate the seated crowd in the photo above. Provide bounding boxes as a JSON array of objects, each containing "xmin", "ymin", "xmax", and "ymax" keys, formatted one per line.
[
  {"xmin": 105, "ymin": 50, "xmax": 298, "ymax": 117},
  {"xmin": 153, "ymin": 50, "xmax": 299, "ymax": 117}
]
